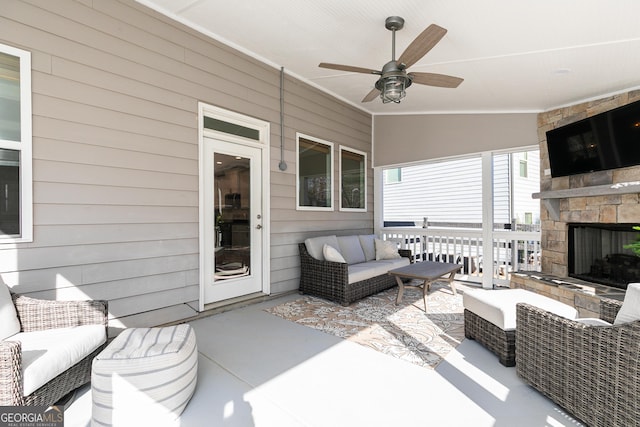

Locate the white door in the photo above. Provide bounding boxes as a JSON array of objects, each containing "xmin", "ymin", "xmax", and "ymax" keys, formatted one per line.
[{"xmin": 203, "ymin": 137, "xmax": 264, "ymax": 304}]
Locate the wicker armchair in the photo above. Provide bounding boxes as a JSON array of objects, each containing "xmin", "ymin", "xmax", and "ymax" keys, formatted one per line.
[
  {"xmin": 0, "ymin": 294, "xmax": 108, "ymax": 406},
  {"xmin": 516, "ymin": 297, "xmax": 640, "ymax": 427}
]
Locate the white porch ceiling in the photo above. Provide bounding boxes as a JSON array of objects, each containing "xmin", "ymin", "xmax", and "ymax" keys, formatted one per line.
[{"xmin": 137, "ymin": 0, "xmax": 640, "ymax": 115}]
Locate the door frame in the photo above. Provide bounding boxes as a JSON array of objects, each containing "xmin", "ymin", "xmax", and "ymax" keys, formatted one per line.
[{"xmin": 198, "ymin": 102, "xmax": 270, "ymax": 311}]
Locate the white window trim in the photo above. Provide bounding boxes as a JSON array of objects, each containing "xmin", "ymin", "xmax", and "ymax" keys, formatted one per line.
[
  {"xmin": 296, "ymin": 132, "xmax": 334, "ymax": 211},
  {"xmin": 0, "ymin": 43, "xmax": 32, "ymax": 243},
  {"xmin": 339, "ymin": 145, "xmax": 367, "ymax": 212}
]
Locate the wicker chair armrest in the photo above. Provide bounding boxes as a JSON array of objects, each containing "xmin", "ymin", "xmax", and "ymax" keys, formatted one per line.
[
  {"xmin": 516, "ymin": 302, "xmax": 587, "ymax": 344},
  {"xmin": 0, "ymin": 340, "xmax": 22, "ymax": 406},
  {"xmin": 298, "ymin": 243, "xmax": 348, "ymax": 275},
  {"xmin": 600, "ymin": 297, "xmax": 623, "ymax": 324},
  {"xmin": 12, "ymin": 295, "xmax": 108, "ymax": 332},
  {"xmin": 398, "ymin": 248, "xmax": 412, "ymax": 262}
]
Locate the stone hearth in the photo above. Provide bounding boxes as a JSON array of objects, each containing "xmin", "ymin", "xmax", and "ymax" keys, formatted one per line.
[{"xmin": 511, "ymin": 272, "xmax": 625, "ymax": 317}]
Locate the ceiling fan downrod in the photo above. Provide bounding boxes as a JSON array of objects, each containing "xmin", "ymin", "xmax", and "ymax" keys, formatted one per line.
[{"xmin": 385, "ymin": 16, "xmax": 404, "ymax": 62}]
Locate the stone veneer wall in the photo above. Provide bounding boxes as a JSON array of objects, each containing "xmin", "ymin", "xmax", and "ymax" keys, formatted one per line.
[{"xmin": 538, "ymin": 90, "xmax": 640, "ymax": 278}]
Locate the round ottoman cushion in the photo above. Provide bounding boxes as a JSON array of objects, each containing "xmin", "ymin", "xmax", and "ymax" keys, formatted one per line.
[{"xmin": 91, "ymin": 324, "xmax": 198, "ymax": 426}]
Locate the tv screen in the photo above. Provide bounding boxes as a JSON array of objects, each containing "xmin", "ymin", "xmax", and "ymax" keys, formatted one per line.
[{"xmin": 546, "ymin": 99, "xmax": 640, "ymax": 177}]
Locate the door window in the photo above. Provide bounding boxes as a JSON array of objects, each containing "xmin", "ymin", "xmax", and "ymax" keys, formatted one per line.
[{"xmin": 214, "ymin": 153, "xmax": 251, "ymax": 280}]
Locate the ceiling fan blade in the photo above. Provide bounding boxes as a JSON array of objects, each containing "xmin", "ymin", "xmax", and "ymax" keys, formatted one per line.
[
  {"xmin": 410, "ymin": 72, "xmax": 463, "ymax": 88},
  {"xmin": 319, "ymin": 63, "xmax": 380, "ymax": 75},
  {"xmin": 362, "ymin": 88, "xmax": 380, "ymax": 103},
  {"xmin": 397, "ymin": 24, "xmax": 447, "ymax": 69}
]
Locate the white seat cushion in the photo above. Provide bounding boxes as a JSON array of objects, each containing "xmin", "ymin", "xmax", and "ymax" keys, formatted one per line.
[
  {"xmin": 463, "ymin": 288, "xmax": 578, "ymax": 331},
  {"xmin": 347, "ymin": 258, "xmax": 409, "ymax": 284},
  {"xmin": 614, "ymin": 282, "xmax": 640, "ymax": 325},
  {"xmin": 10, "ymin": 324, "xmax": 106, "ymax": 395},
  {"xmin": 0, "ymin": 283, "xmax": 20, "ymax": 341},
  {"xmin": 574, "ymin": 318, "xmax": 612, "ymax": 326}
]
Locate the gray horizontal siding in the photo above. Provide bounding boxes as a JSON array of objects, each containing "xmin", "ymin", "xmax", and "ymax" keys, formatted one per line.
[{"xmin": 0, "ymin": 0, "xmax": 373, "ymax": 327}]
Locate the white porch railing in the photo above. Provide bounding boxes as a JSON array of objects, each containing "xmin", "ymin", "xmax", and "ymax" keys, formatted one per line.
[{"xmin": 381, "ymin": 227, "xmax": 541, "ymax": 287}]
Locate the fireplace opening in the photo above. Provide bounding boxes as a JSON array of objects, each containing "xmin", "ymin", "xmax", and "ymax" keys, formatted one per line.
[{"xmin": 568, "ymin": 223, "xmax": 640, "ymax": 290}]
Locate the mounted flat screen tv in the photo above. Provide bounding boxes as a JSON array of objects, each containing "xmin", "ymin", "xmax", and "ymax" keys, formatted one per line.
[{"xmin": 546, "ymin": 99, "xmax": 640, "ymax": 177}]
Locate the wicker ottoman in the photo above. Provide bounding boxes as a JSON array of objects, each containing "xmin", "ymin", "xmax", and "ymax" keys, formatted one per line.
[
  {"xmin": 463, "ymin": 289, "xmax": 577, "ymax": 367},
  {"xmin": 91, "ymin": 324, "xmax": 198, "ymax": 426}
]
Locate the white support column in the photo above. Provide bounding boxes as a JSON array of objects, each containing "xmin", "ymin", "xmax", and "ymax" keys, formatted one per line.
[
  {"xmin": 373, "ymin": 167, "xmax": 383, "ymax": 237},
  {"xmin": 481, "ymin": 152, "xmax": 494, "ymax": 289}
]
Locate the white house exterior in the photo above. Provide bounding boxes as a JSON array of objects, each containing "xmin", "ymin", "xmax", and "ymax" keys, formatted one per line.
[{"xmin": 383, "ymin": 150, "xmax": 540, "ymax": 229}]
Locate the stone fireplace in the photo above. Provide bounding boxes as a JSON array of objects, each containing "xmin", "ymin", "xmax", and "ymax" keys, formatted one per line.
[
  {"xmin": 511, "ymin": 90, "xmax": 640, "ymax": 315},
  {"xmin": 537, "ymin": 90, "xmax": 640, "ymax": 280}
]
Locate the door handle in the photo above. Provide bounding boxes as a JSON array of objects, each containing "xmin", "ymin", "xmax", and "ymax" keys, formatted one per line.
[{"xmin": 256, "ymin": 224, "xmax": 262, "ymax": 229}]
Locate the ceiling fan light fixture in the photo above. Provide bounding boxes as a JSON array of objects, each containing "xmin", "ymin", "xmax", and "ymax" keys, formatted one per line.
[
  {"xmin": 377, "ymin": 73, "xmax": 412, "ymax": 104},
  {"xmin": 381, "ymin": 77, "xmax": 405, "ymax": 103}
]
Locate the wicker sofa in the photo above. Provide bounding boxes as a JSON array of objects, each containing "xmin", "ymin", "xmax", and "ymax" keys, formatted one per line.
[
  {"xmin": 516, "ymin": 296, "xmax": 640, "ymax": 427},
  {"xmin": 299, "ymin": 234, "xmax": 411, "ymax": 306},
  {"xmin": 0, "ymin": 287, "xmax": 108, "ymax": 406}
]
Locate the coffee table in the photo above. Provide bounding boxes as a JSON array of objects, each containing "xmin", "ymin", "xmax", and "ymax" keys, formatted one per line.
[{"xmin": 388, "ymin": 261, "xmax": 462, "ymax": 311}]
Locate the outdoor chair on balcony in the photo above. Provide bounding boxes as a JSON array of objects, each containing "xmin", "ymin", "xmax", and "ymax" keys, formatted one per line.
[
  {"xmin": 0, "ymin": 283, "xmax": 108, "ymax": 406},
  {"xmin": 516, "ymin": 284, "xmax": 640, "ymax": 427}
]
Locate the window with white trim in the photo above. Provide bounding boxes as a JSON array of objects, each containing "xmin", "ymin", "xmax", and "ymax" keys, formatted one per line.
[
  {"xmin": 296, "ymin": 133, "xmax": 333, "ymax": 210},
  {"xmin": 0, "ymin": 43, "xmax": 32, "ymax": 242},
  {"xmin": 339, "ymin": 146, "xmax": 366, "ymax": 211}
]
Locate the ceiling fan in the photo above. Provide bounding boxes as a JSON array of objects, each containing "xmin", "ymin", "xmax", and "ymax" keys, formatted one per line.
[{"xmin": 319, "ymin": 16, "xmax": 463, "ymax": 104}]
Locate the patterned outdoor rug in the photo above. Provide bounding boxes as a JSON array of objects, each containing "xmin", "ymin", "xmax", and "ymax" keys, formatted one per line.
[{"xmin": 265, "ymin": 281, "xmax": 472, "ymax": 369}]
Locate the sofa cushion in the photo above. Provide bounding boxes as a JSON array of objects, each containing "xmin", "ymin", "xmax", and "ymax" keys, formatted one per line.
[
  {"xmin": 614, "ymin": 282, "xmax": 640, "ymax": 325},
  {"xmin": 347, "ymin": 258, "xmax": 409, "ymax": 284},
  {"xmin": 374, "ymin": 238, "xmax": 401, "ymax": 260},
  {"xmin": 374, "ymin": 258, "xmax": 411, "ymax": 268},
  {"xmin": 323, "ymin": 244, "xmax": 346, "ymax": 263},
  {"xmin": 337, "ymin": 235, "xmax": 366, "ymax": 265},
  {"xmin": 304, "ymin": 235, "xmax": 339, "ymax": 261},
  {"xmin": 0, "ymin": 284, "xmax": 20, "ymax": 341},
  {"xmin": 358, "ymin": 234, "xmax": 376, "ymax": 261},
  {"xmin": 11, "ymin": 324, "xmax": 106, "ymax": 395}
]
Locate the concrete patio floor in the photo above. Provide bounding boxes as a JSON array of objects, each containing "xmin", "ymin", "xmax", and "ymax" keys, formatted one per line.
[{"xmin": 64, "ymin": 290, "xmax": 583, "ymax": 426}]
